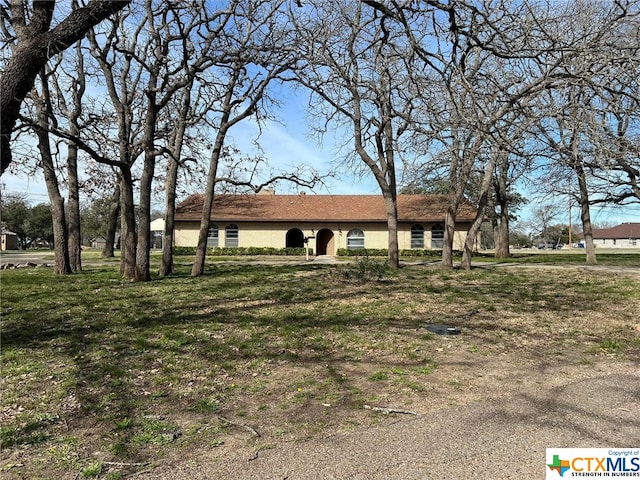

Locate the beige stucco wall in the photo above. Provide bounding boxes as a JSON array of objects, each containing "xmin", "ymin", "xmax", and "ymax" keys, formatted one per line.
[
  {"xmin": 174, "ymin": 221, "xmax": 472, "ymax": 252},
  {"xmin": 593, "ymin": 238, "xmax": 639, "ymax": 248}
]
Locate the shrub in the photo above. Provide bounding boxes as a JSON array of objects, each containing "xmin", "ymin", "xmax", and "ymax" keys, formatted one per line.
[
  {"xmin": 333, "ymin": 255, "xmax": 389, "ymax": 283},
  {"xmin": 173, "ymin": 246, "xmax": 196, "ymax": 255},
  {"xmin": 336, "ymin": 248, "xmax": 388, "ymax": 257},
  {"xmin": 173, "ymin": 246, "xmax": 311, "ymax": 256}
]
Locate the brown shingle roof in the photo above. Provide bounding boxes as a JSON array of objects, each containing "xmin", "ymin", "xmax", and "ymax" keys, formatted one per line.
[
  {"xmin": 175, "ymin": 193, "xmax": 477, "ymax": 223},
  {"xmin": 591, "ymin": 223, "xmax": 640, "ymax": 239}
]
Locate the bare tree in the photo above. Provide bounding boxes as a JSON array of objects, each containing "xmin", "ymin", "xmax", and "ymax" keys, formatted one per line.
[
  {"xmin": 83, "ymin": 1, "xmax": 213, "ymax": 281},
  {"xmin": 31, "ymin": 70, "xmax": 71, "ymax": 274},
  {"xmin": 529, "ymin": 0, "xmax": 640, "ymax": 265},
  {"xmin": 292, "ymin": 0, "xmax": 423, "ymax": 268},
  {"xmin": 49, "ymin": 40, "xmax": 85, "ymax": 272},
  {"xmin": 0, "ymin": 0, "xmax": 130, "ymax": 175},
  {"xmin": 191, "ymin": 0, "xmax": 304, "ymax": 276}
]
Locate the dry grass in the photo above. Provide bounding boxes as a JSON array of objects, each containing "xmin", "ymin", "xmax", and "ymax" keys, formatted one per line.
[{"xmin": 1, "ymin": 260, "xmax": 639, "ymax": 479}]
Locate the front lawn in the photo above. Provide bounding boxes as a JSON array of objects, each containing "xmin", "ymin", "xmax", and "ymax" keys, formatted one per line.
[{"xmin": 1, "ymin": 260, "xmax": 639, "ymax": 478}]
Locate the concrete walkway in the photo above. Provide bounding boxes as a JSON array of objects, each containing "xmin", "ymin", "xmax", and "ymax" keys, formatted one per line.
[{"xmin": 143, "ymin": 371, "xmax": 640, "ymax": 480}]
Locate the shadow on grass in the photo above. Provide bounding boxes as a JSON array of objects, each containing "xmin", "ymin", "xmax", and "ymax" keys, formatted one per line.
[{"xmin": 1, "ymin": 261, "xmax": 638, "ymax": 467}]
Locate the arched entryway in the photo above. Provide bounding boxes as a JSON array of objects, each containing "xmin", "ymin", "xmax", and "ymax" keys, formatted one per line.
[
  {"xmin": 316, "ymin": 228, "xmax": 335, "ymax": 255},
  {"xmin": 286, "ymin": 228, "xmax": 305, "ymax": 248}
]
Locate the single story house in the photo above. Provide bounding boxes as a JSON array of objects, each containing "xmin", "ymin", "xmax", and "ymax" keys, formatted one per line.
[
  {"xmin": 587, "ymin": 222, "xmax": 640, "ymax": 248},
  {"xmin": 174, "ymin": 192, "xmax": 479, "ymax": 254}
]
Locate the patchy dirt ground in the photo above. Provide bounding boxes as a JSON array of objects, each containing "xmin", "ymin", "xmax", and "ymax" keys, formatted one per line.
[{"xmin": 1, "ymin": 263, "xmax": 639, "ymax": 479}]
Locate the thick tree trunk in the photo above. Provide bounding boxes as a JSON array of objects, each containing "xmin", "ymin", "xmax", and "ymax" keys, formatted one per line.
[
  {"xmin": 119, "ymin": 169, "xmax": 137, "ymax": 280},
  {"xmin": 493, "ymin": 207, "xmax": 510, "ymax": 258},
  {"xmin": 66, "ymin": 41, "xmax": 85, "ymax": 273},
  {"xmin": 461, "ymin": 203, "xmax": 486, "ymax": 270},
  {"xmin": 135, "ymin": 146, "xmax": 155, "ymax": 282},
  {"xmin": 576, "ymin": 164, "xmax": 597, "ymax": 265},
  {"xmin": 37, "ymin": 147, "xmax": 71, "ymax": 275},
  {"xmin": 442, "ymin": 203, "xmax": 458, "ymax": 269},
  {"xmin": 67, "ymin": 138, "xmax": 82, "ymax": 272},
  {"xmin": 382, "ymin": 190, "xmax": 399, "ymax": 269},
  {"xmin": 571, "ymin": 125, "xmax": 597, "ymax": 265},
  {"xmin": 34, "ymin": 78, "xmax": 71, "ymax": 275},
  {"xmin": 160, "ymin": 158, "xmax": 179, "ymax": 277},
  {"xmin": 493, "ymin": 159, "xmax": 511, "ymax": 259},
  {"xmin": 461, "ymin": 207, "xmax": 484, "ymax": 270},
  {"xmin": 159, "ymin": 83, "xmax": 191, "ymax": 277}
]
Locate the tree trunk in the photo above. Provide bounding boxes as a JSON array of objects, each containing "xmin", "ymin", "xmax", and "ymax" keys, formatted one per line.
[
  {"xmin": 462, "ymin": 151, "xmax": 499, "ymax": 269},
  {"xmin": 119, "ymin": 169, "xmax": 137, "ymax": 280},
  {"xmin": 192, "ymin": 112, "xmax": 232, "ymax": 277},
  {"xmin": 37, "ymin": 140, "xmax": 71, "ymax": 275},
  {"xmin": 34, "ymin": 76, "xmax": 71, "ymax": 275},
  {"xmin": 382, "ymin": 190, "xmax": 399, "ymax": 269},
  {"xmin": 134, "ymin": 7, "xmax": 162, "ymax": 282},
  {"xmin": 571, "ymin": 121, "xmax": 597, "ymax": 265},
  {"xmin": 67, "ymin": 134, "xmax": 82, "ymax": 272},
  {"xmin": 493, "ymin": 159, "xmax": 511, "ymax": 259},
  {"xmin": 160, "ymin": 82, "xmax": 192, "ymax": 276},
  {"xmin": 461, "ymin": 199, "xmax": 486, "ymax": 270},
  {"xmin": 66, "ymin": 41, "xmax": 85, "ymax": 273},
  {"xmin": 493, "ymin": 207, "xmax": 510, "ymax": 258},
  {"xmin": 160, "ymin": 158, "xmax": 179, "ymax": 277},
  {"xmin": 135, "ymin": 146, "xmax": 155, "ymax": 282},
  {"xmin": 442, "ymin": 141, "xmax": 477, "ymax": 269},
  {"xmin": 192, "ymin": 147, "xmax": 222, "ymax": 277},
  {"xmin": 103, "ymin": 184, "xmax": 120, "ymax": 258},
  {"xmin": 442, "ymin": 203, "xmax": 458, "ymax": 269},
  {"xmin": 576, "ymin": 163, "xmax": 597, "ymax": 265}
]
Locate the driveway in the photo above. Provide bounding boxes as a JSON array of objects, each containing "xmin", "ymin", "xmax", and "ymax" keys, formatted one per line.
[{"xmin": 141, "ymin": 369, "xmax": 640, "ymax": 480}]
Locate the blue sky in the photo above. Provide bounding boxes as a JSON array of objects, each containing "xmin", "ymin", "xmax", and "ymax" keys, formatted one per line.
[{"xmin": 2, "ymin": 88, "xmax": 639, "ymax": 230}]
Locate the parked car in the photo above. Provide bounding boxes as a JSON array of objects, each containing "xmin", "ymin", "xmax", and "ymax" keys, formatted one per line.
[{"xmin": 537, "ymin": 242, "xmax": 562, "ymax": 250}]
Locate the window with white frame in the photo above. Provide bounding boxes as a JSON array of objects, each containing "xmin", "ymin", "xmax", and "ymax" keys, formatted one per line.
[
  {"xmin": 207, "ymin": 223, "xmax": 219, "ymax": 247},
  {"xmin": 225, "ymin": 224, "xmax": 239, "ymax": 247},
  {"xmin": 431, "ymin": 223, "xmax": 445, "ymax": 248},
  {"xmin": 346, "ymin": 229, "xmax": 365, "ymax": 249},
  {"xmin": 411, "ymin": 224, "xmax": 425, "ymax": 248}
]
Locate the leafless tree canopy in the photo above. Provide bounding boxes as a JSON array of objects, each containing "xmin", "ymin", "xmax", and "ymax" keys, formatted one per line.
[{"xmin": 2, "ymin": 0, "xmax": 639, "ymax": 275}]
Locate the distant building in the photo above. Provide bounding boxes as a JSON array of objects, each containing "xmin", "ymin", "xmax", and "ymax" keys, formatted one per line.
[
  {"xmin": 150, "ymin": 218, "xmax": 165, "ymax": 249},
  {"xmin": 586, "ymin": 222, "xmax": 640, "ymax": 248},
  {"xmin": 173, "ymin": 193, "xmax": 479, "ymax": 254},
  {"xmin": 1, "ymin": 227, "xmax": 18, "ymax": 250}
]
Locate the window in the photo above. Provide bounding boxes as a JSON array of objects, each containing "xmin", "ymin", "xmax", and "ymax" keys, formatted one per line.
[
  {"xmin": 411, "ymin": 224, "xmax": 425, "ymax": 249},
  {"xmin": 207, "ymin": 223, "xmax": 219, "ymax": 247},
  {"xmin": 346, "ymin": 229, "xmax": 365, "ymax": 249},
  {"xmin": 225, "ymin": 224, "xmax": 239, "ymax": 247},
  {"xmin": 431, "ymin": 224, "xmax": 445, "ymax": 249}
]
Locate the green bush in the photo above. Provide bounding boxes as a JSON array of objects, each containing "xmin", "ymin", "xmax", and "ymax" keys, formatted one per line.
[
  {"xmin": 173, "ymin": 246, "xmax": 196, "ymax": 255},
  {"xmin": 173, "ymin": 246, "xmax": 311, "ymax": 256},
  {"xmin": 399, "ymin": 249, "xmax": 445, "ymax": 257},
  {"xmin": 337, "ymin": 248, "xmax": 467, "ymax": 258},
  {"xmin": 336, "ymin": 248, "xmax": 388, "ymax": 257}
]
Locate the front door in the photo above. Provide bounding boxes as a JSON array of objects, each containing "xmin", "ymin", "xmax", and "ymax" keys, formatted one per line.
[{"xmin": 316, "ymin": 228, "xmax": 335, "ymax": 255}]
